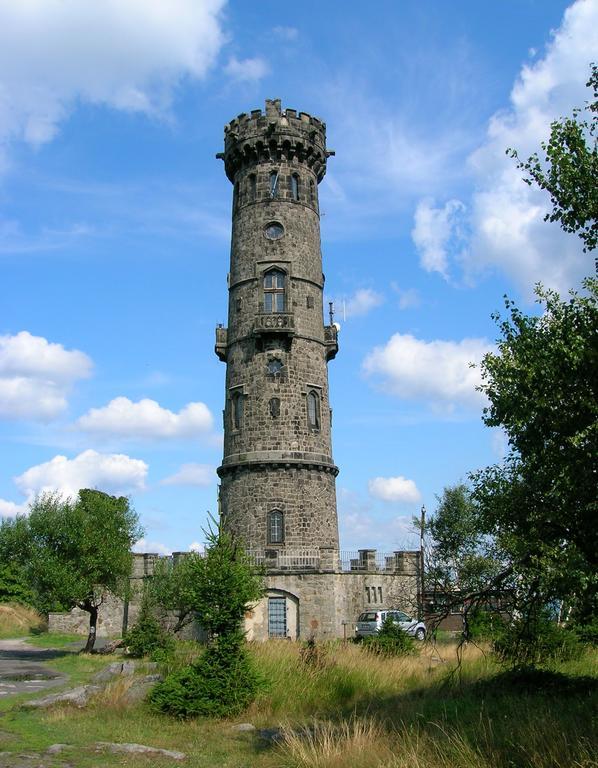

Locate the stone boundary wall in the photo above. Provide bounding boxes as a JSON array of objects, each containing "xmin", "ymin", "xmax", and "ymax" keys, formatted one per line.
[{"xmin": 49, "ymin": 549, "xmax": 420, "ymax": 641}]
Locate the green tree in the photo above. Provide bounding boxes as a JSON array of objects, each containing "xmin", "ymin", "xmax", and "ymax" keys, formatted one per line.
[
  {"xmin": 422, "ymin": 484, "xmax": 505, "ymax": 633},
  {"xmin": 508, "ymin": 63, "xmax": 597, "ymax": 254},
  {"xmin": 471, "ymin": 278, "xmax": 598, "ymax": 627},
  {"xmin": 152, "ymin": 518, "xmax": 264, "ymax": 640},
  {"xmin": 0, "ymin": 490, "xmax": 143, "ymax": 652},
  {"xmin": 150, "ymin": 518, "xmax": 264, "ymax": 718}
]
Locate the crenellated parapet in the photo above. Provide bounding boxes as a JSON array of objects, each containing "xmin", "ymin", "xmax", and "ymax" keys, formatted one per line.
[{"xmin": 217, "ymin": 98, "xmax": 334, "ymax": 183}]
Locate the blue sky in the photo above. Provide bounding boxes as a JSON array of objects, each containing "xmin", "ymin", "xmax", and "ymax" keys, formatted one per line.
[{"xmin": 0, "ymin": 0, "xmax": 595, "ymax": 554}]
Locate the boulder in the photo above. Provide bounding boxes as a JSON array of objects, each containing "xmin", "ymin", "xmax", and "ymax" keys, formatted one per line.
[
  {"xmin": 95, "ymin": 742, "xmax": 186, "ymax": 760},
  {"xmin": 22, "ymin": 685, "xmax": 100, "ymax": 709}
]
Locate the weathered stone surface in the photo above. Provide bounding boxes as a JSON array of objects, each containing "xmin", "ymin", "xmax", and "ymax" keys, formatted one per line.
[
  {"xmin": 119, "ymin": 674, "xmax": 163, "ymax": 704},
  {"xmin": 95, "ymin": 742, "xmax": 186, "ymax": 760},
  {"xmin": 45, "ymin": 744, "xmax": 69, "ymax": 755},
  {"xmin": 91, "ymin": 660, "xmax": 158, "ymax": 682},
  {"xmin": 22, "ymin": 684, "xmax": 100, "ymax": 709},
  {"xmin": 231, "ymin": 723, "xmax": 256, "ymax": 732},
  {"xmin": 258, "ymin": 727, "xmax": 284, "ymax": 744}
]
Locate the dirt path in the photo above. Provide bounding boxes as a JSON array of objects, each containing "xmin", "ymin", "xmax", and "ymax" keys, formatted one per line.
[{"xmin": 0, "ymin": 639, "xmax": 68, "ymax": 698}]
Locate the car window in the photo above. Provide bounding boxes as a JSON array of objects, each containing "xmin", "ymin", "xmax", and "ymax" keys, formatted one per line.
[
  {"xmin": 358, "ymin": 612, "xmax": 377, "ymax": 622},
  {"xmin": 397, "ymin": 612, "xmax": 411, "ymax": 622}
]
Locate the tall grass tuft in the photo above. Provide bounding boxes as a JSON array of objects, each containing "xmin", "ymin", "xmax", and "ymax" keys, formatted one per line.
[{"xmin": 0, "ymin": 603, "xmax": 45, "ymax": 638}]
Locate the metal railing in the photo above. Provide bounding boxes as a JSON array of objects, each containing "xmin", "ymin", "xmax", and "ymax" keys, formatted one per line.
[
  {"xmin": 246, "ymin": 548, "xmax": 320, "ymax": 570},
  {"xmin": 339, "ymin": 551, "xmax": 417, "ymax": 573}
]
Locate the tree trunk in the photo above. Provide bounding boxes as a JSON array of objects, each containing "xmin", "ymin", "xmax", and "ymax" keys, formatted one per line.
[{"xmin": 84, "ymin": 604, "xmax": 98, "ymax": 653}]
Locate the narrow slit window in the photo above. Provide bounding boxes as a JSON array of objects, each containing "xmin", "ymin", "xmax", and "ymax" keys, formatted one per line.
[
  {"xmin": 291, "ymin": 174, "xmax": 299, "ymax": 200},
  {"xmin": 234, "ymin": 181, "xmax": 240, "ymax": 209},
  {"xmin": 263, "ymin": 269, "xmax": 285, "ymax": 313},
  {"xmin": 268, "ymin": 509, "xmax": 284, "ymax": 544},
  {"xmin": 249, "ymin": 174, "xmax": 256, "ymax": 201},
  {"xmin": 307, "ymin": 390, "xmax": 320, "ymax": 430},
  {"xmin": 231, "ymin": 392, "xmax": 243, "ymax": 430},
  {"xmin": 309, "ymin": 179, "xmax": 315, "ymax": 205},
  {"xmin": 269, "ymin": 171, "xmax": 279, "ymax": 198}
]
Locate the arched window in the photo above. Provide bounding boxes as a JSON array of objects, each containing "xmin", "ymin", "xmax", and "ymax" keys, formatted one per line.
[
  {"xmin": 307, "ymin": 390, "xmax": 320, "ymax": 430},
  {"xmin": 291, "ymin": 173, "xmax": 299, "ymax": 200},
  {"xmin": 231, "ymin": 391, "xmax": 243, "ymax": 430},
  {"xmin": 248, "ymin": 174, "xmax": 256, "ymax": 201},
  {"xmin": 269, "ymin": 171, "xmax": 279, "ymax": 198},
  {"xmin": 263, "ymin": 269, "xmax": 285, "ymax": 313},
  {"xmin": 268, "ymin": 509, "xmax": 284, "ymax": 544}
]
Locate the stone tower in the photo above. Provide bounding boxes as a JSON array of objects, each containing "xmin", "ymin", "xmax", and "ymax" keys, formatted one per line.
[{"xmin": 215, "ymin": 99, "xmax": 339, "ymax": 555}]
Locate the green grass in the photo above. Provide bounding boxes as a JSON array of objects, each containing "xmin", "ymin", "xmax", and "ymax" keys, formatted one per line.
[{"xmin": 0, "ymin": 635, "xmax": 596, "ymax": 767}]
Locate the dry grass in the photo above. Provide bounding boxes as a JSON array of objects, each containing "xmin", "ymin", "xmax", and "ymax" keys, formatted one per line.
[
  {"xmin": 247, "ymin": 638, "xmax": 489, "ymax": 723},
  {"xmin": 0, "ymin": 602, "xmax": 45, "ymax": 637},
  {"xmin": 278, "ymin": 714, "xmax": 597, "ymax": 768}
]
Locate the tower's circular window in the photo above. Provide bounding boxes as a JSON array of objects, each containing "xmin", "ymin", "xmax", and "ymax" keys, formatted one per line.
[{"xmin": 264, "ymin": 222, "xmax": 284, "ymax": 240}]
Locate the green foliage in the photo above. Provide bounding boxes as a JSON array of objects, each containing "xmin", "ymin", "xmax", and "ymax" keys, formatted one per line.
[
  {"xmin": 362, "ymin": 616, "xmax": 415, "ymax": 657},
  {"xmin": 0, "ymin": 562, "xmax": 35, "ymax": 606},
  {"xmin": 0, "ymin": 489, "xmax": 143, "ymax": 650},
  {"xmin": 424, "ymin": 484, "xmax": 502, "ymax": 602},
  {"xmin": 467, "ymin": 608, "xmax": 504, "ymax": 641},
  {"xmin": 151, "ymin": 517, "xmax": 264, "ymax": 718},
  {"xmin": 471, "ymin": 279, "xmax": 598, "ymax": 616},
  {"xmin": 152, "ymin": 518, "xmax": 263, "ymax": 638},
  {"xmin": 123, "ymin": 588, "xmax": 174, "ymax": 659},
  {"xmin": 508, "ymin": 63, "xmax": 597, "ymax": 253},
  {"xmin": 493, "ymin": 612, "xmax": 582, "ymax": 668},
  {"xmin": 150, "ymin": 630, "xmax": 260, "ymax": 718}
]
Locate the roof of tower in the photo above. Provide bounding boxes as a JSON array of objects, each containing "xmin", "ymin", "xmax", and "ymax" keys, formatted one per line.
[{"xmin": 218, "ymin": 99, "xmax": 334, "ymax": 183}]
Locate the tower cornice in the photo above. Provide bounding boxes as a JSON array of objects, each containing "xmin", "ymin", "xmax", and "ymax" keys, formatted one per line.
[{"xmin": 216, "ymin": 98, "xmax": 334, "ymax": 183}]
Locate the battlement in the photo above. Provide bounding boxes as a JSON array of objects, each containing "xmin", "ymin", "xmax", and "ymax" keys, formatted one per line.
[{"xmin": 218, "ymin": 98, "xmax": 334, "ymax": 183}]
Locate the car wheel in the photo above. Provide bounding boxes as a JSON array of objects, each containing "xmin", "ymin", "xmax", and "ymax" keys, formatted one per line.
[{"xmin": 415, "ymin": 627, "xmax": 426, "ymax": 641}]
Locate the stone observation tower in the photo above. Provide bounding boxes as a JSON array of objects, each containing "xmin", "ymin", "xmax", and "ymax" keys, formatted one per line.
[
  {"xmin": 45, "ymin": 100, "xmax": 421, "ymax": 641},
  {"xmin": 213, "ymin": 100, "xmax": 420, "ymax": 642},
  {"xmin": 215, "ymin": 98, "xmax": 340, "ymax": 555}
]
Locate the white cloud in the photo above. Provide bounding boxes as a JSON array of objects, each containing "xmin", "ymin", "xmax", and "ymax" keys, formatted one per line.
[
  {"xmin": 189, "ymin": 541, "xmax": 205, "ymax": 553},
  {"xmin": 76, "ymin": 397, "xmax": 214, "ymax": 439},
  {"xmin": 0, "ymin": 0, "xmax": 226, "ymax": 160},
  {"xmin": 418, "ymin": 0, "xmax": 598, "ymax": 294},
  {"xmin": 336, "ymin": 288, "xmax": 384, "ymax": 319},
  {"xmin": 14, "ymin": 449, "xmax": 147, "ymax": 501},
  {"xmin": 0, "ymin": 499, "xmax": 25, "ymax": 518},
  {"xmin": 0, "ymin": 331, "xmax": 92, "ymax": 421},
  {"xmin": 133, "ymin": 538, "xmax": 172, "ymax": 556},
  {"xmin": 368, "ymin": 476, "xmax": 422, "ymax": 504},
  {"xmin": 363, "ymin": 332, "xmax": 491, "ymax": 410},
  {"xmin": 411, "ymin": 198, "xmax": 466, "ymax": 278},
  {"xmin": 272, "ymin": 26, "xmax": 299, "ymax": 41},
  {"xmin": 391, "ymin": 284, "xmax": 421, "ymax": 310},
  {"xmin": 161, "ymin": 463, "xmax": 215, "ymax": 486},
  {"xmin": 224, "ymin": 56, "xmax": 269, "ymax": 83}
]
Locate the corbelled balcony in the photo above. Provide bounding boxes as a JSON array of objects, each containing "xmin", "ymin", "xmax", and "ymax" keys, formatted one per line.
[{"xmin": 253, "ymin": 312, "xmax": 295, "ymax": 337}]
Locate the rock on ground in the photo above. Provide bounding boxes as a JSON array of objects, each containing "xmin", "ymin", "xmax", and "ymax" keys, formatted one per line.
[
  {"xmin": 95, "ymin": 742, "xmax": 186, "ymax": 760},
  {"xmin": 22, "ymin": 684, "xmax": 100, "ymax": 709}
]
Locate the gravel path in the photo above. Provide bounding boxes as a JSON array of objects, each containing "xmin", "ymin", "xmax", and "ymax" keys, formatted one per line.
[{"xmin": 0, "ymin": 639, "xmax": 68, "ymax": 698}]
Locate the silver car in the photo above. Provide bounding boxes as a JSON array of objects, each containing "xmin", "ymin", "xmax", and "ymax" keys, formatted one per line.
[{"xmin": 355, "ymin": 609, "xmax": 426, "ymax": 640}]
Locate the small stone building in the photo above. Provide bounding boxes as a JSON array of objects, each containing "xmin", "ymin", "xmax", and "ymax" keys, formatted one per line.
[{"xmin": 49, "ymin": 100, "xmax": 421, "ymax": 641}]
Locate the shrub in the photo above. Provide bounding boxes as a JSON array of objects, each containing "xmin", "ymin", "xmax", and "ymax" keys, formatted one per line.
[
  {"xmin": 300, "ymin": 636, "xmax": 331, "ymax": 670},
  {"xmin": 124, "ymin": 590, "xmax": 174, "ymax": 660},
  {"xmin": 362, "ymin": 616, "xmax": 415, "ymax": 657},
  {"xmin": 493, "ymin": 612, "xmax": 581, "ymax": 667},
  {"xmin": 467, "ymin": 607, "xmax": 504, "ymax": 640},
  {"xmin": 150, "ymin": 630, "xmax": 260, "ymax": 718}
]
